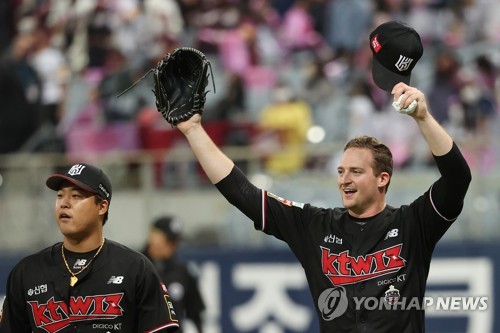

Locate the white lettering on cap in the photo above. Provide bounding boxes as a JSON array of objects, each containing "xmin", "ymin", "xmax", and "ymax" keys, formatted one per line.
[
  {"xmin": 68, "ymin": 164, "xmax": 86, "ymax": 176},
  {"xmin": 99, "ymin": 184, "xmax": 110, "ymax": 198},
  {"xmin": 395, "ymin": 55, "xmax": 414, "ymax": 72}
]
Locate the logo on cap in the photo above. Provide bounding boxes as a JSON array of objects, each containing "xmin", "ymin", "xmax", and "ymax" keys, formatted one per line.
[
  {"xmin": 371, "ymin": 35, "xmax": 381, "ymax": 53},
  {"xmin": 394, "ymin": 55, "xmax": 413, "ymax": 72},
  {"xmin": 68, "ymin": 164, "xmax": 86, "ymax": 176},
  {"xmin": 99, "ymin": 184, "xmax": 110, "ymax": 198},
  {"xmin": 369, "ymin": 20, "xmax": 423, "ymax": 91}
]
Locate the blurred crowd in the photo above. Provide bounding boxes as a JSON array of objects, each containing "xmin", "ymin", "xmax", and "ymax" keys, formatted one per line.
[{"xmin": 1, "ymin": 0, "xmax": 500, "ymax": 178}]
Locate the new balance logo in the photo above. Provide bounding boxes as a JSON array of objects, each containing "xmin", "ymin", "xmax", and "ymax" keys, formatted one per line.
[
  {"xmin": 384, "ymin": 229, "xmax": 399, "ymax": 240},
  {"xmin": 73, "ymin": 259, "xmax": 87, "ymax": 269},
  {"xmin": 107, "ymin": 276, "xmax": 124, "ymax": 284}
]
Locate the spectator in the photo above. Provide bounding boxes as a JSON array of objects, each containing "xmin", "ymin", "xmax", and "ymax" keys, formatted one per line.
[
  {"xmin": 2, "ymin": 32, "xmax": 41, "ymax": 117},
  {"xmin": 347, "ymin": 77, "xmax": 382, "ymax": 139},
  {"xmin": 255, "ymin": 81, "xmax": 313, "ymax": 174},
  {"xmin": 427, "ymin": 49, "xmax": 463, "ymax": 125},
  {"xmin": 98, "ymin": 48, "xmax": 151, "ymax": 122},
  {"xmin": 30, "ymin": 26, "xmax": 69, "ymax": 127},
  {"xmin": 323, "ymin": 0, "xmax": 373, "ymax": 63},
  {"xmin": 0, "ymin": 61, "xmax": 38, "ymax": 153},
  {"xmin": 278, "ymin": 0, "xmax": 324, "ymax": 53}
]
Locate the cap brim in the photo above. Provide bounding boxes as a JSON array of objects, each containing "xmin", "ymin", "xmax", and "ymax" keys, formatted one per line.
[
  {"xmin": 371, "ymin": 59, "xmax": 411, "ymax": 92},
  {"xmin": 46, "ymin": 174, "xmax": 96, "ymax": 194}
]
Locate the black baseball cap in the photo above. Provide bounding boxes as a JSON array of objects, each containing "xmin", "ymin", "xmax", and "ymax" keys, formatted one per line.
[
  {"xmin": 369, "ymin": 20, "xmax": 423, "ymax": 92},
  {"xmin": 152, "ymin": 216, "xmax": 182, "ymax": 241},
  {"xmin": 46, "ymin": 163, "xmax": 112, "ymax": 202}
]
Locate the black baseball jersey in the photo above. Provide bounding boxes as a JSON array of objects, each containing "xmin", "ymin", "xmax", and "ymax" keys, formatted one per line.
[
  {"xmin": 215, "ymin": 143, "xmax": 470, "ymax": 333},
  {"xmin": 152, "ymin": 258, "xmax": 205, "ymax": 332},
  {"xmin": 0, "ymin": 239, "xmax": 179, "ymax": 333}
]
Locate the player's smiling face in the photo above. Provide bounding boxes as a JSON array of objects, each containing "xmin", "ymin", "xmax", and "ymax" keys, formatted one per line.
[
  {"xmin": 337, "ymin": 147, "xmax": 388, "ymax": 217},
  {"xmin": 54, "ymin": 182, "xmax": 106, "ymax": 239}
]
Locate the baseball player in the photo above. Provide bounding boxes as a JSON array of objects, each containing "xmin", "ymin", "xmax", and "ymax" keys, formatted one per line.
[
  {"xmin": 143, "ymin": 216, "xmax": 206, "ymax": 333},
  {"xmin": 174, "ymin": 80, "xmax": 471, "ymax": 332},
  {"xmin": 0, "ymin": 163, "xmax": 179, "ymax": 333}
]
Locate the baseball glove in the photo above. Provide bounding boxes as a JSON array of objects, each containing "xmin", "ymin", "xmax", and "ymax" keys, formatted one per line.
[{"xmin": 153, "ymin": 47, "xmax": 214, "ymax": 125}]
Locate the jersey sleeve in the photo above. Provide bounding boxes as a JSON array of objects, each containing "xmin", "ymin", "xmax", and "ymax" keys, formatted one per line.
[
  {"xmin": 215, "ymin": 166, "xmax": 309, "ymax": 233},
  {"xmin": 136, "ymin": 257, "xmax": 179, "ymax": 333},
  {"xmin": 409, "ymin": 142, "xmax": 471, "ymax": 252},
  {"xmin": 429, "ymin": 142, "xmax": 471, "ymax": 220},
  {"xmin": 215, "ymin": 166, "xmax": 314, "ymax": 261},
  {"xmin": 215, "ymin": 166, "xmax": 264, "ymax": 223},
  {"xmin": 0, "ymin": 261, "xmax": 32, "ymax": 333}
]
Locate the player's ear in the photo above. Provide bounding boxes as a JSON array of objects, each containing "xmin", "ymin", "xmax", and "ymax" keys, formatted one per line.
[
  {"xmin": 95, "ymin": 196, "xmax": 109, "ymax": 215},
  {"xmin": 99, "ymin": 200, "xmax": 109, "ymax": 215},
  {"xmin": 378, "ymin": 172, "xmax": 390, "ymax": 189}
]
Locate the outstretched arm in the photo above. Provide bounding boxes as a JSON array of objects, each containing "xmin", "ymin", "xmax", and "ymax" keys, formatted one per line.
[
  {"xmin": 176, "ymin": 114, "xmax": 234, "ymax": 184},
  {"xmin": 176, "ymin": 114, "xmax": 263, "ymax": 223},
  {"xmin": 391, "ymin": 82, "xmax": 453, "ymax": 156},
  {"xmin": 392, "ymin": 82, "xmax": 471, "ymax": 219}
]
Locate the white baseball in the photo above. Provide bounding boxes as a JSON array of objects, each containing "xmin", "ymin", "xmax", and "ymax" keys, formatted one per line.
[{"xmin": 392, "ymin": 94, "xmax": 417, "ymax": 115}]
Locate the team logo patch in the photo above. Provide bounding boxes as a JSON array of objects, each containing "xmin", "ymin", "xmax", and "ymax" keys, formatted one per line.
[
  {"xmin": 267, "ymin": 192, "xmax": 304, "ymax": 208},
  {"xmin": 384, "ymin": 285, "xmax": 400, "ymax": 305},
  {"xmin": 394, "ymin": 55, "xmax": 413, "ymax": 72},
  {"xmin": 67, "ymin": 164, "xmax": 85, "ymax": 176},
  {"xmin": 321, "ymin": 244, "xmax": 406, "ymax": 285},
  {"xmin": 161, "ymin": 283, "xmax": 179, "ymax": 323},
  {"xmin": 29, "ymin": 293, "xmax": 124, "ymax": 333},
  {"xmin": 371, "ymin": 34, "xmax": 382, "ymax": 53}
]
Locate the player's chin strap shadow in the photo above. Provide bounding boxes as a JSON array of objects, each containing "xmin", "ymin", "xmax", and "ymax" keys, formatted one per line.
[{"xmin": 115, "ymin": 61, "xmax": 216, "ymax": 98}]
